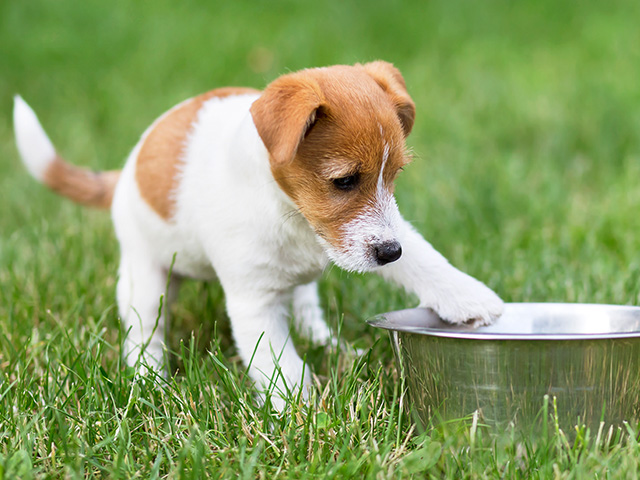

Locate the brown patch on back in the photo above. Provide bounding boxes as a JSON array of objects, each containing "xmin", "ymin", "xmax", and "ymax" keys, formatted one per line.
[
  {"xmin": 43, "ymin": 156, "xmax": 120, "ymax": 209},
  {"xmin": 135, "ymin": 87, "xmax": 259, "ymax": 220}
]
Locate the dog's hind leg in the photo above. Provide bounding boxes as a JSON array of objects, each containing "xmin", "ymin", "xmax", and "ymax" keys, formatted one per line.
[
  {"xmin": 292, "ymin": 281, "xmax": 332, "ymax": 345},
  {"xmin": 117, "ymin": 253, "xmax": 178, "ymax": 373}
]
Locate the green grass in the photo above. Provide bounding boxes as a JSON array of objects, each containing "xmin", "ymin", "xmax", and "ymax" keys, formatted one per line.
[{"xmin": 2, "ymin": 0, "xmax": 640, "ymax": 477}]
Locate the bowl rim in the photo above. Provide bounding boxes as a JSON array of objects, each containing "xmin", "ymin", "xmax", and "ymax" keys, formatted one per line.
[{"xmin": 367, "ymin": 302, "xmax": 640, "ymax": 340}]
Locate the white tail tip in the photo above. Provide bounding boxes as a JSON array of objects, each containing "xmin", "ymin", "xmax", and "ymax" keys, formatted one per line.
[{"xmin": 13, "ymin": 95, "xmax": 57, "ymax": 181}]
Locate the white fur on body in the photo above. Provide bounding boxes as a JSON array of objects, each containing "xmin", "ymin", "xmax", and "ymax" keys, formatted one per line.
[{"xmin": 14, "ymin": 93, "xmax": 503, "ymax": 408}]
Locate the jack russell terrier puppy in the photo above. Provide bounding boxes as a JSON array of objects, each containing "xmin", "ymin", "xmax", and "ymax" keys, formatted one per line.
[{"xmin": 13, "ymin": 61, "xmax": 503, "ymax": 405}]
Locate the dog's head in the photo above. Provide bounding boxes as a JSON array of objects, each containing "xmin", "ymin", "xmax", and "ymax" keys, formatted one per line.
[{"xmin": 250, "ymin": 61, "xmax": 415, "ymax": 272}]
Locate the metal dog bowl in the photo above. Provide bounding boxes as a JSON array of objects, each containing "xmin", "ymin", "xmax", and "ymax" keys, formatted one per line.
[{"xmin": 369, "ymin": 303, "xmax": 640, "ymax": 433}]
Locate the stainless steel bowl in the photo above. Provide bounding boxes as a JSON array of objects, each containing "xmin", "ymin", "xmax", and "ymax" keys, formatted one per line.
[{"xmin": 369, "ymin": 303, "xmax": 640, "ymax": 433}]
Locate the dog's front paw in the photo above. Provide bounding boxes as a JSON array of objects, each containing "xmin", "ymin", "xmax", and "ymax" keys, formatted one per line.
[{"xmin": 424, "ymin": 274, "xmax": 504, "ymax": 327}]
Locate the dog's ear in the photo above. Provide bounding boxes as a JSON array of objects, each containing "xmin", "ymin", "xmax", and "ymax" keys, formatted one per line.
[
  {"xmin": 250, "ymin": 75, "xmax": 324, "ymax": 167},
  {"xmin": 360, "ymin": 61, "xmax": 416, "ymax": 137}
]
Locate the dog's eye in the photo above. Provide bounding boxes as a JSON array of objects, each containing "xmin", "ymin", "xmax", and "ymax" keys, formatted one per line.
[{"xmin": 332, "ymin": 174, "xmax": 360, "ymax": 191}]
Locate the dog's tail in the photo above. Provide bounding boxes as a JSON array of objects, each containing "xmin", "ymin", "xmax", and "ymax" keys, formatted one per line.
[{"xmin": 13, "ymin": 95, "xmax": 120, "ymax": 209}]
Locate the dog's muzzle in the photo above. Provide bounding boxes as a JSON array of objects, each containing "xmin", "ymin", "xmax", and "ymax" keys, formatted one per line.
[{"xmin": 373, "ymin": 240, "xmax": 402, "ymax": 265}]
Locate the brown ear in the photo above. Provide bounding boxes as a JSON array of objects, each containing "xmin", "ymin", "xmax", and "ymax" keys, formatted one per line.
[
  {"xmin": 250, "ymin": 74, "xmax": 324, "ymax": 167},
  {"xmin": 360, "ymin": 61, "xmax": 416, "ymax": 137}
]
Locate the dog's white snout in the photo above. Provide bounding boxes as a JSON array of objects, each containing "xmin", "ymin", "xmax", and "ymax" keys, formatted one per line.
[{"xmin": 373, "ymin": 240, "xmax": 402, "ymax": 265}]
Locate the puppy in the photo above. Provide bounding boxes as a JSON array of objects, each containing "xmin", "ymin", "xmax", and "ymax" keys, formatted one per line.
[{"xmin": 13, "ymin": 61, "xmax": 503, "ymax": 405}]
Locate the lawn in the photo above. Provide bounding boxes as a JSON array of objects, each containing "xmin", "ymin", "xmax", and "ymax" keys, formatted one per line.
[{"xmin": 1, "ymin": 0, "xmax": 640, "ymax": 477}]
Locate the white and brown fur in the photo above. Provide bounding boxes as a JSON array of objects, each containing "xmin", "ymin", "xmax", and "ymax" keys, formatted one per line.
[{"xmin": 13, "ymin": 62, "xmax": 503, "ymax": 407}]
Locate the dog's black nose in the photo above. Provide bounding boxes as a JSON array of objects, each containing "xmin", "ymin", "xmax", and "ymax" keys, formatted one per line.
[{"xmin": 374, "ymin": 241, "xmax": 402, "ymax": 265}]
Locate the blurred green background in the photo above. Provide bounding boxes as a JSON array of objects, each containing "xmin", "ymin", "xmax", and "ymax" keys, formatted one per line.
[
  {"xmin": 2, "ymin": 0, "xmax": 640, "ymax": 357},
  {"xmin": 2, "ymin": 0, "xmax": 640, "ymax": 476}
]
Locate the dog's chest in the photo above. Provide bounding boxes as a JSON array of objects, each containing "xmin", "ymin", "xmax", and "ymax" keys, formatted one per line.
[
  {"xmin": 201, "ymin": 202, "xmax": 328, "ymax": 289},
  {"xmin": 268, "ymin": 213, "xmax": 329, "ymax": 285}
]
